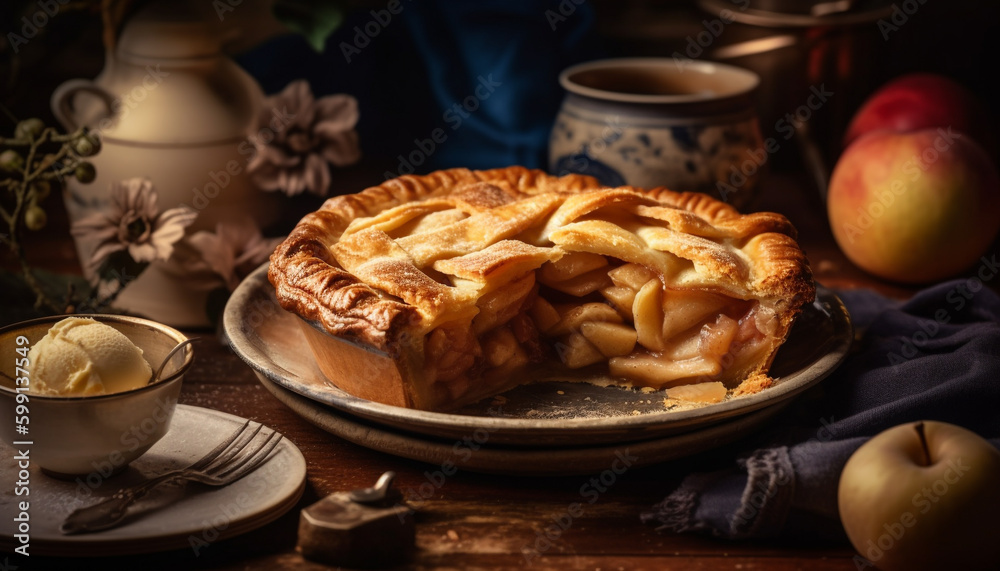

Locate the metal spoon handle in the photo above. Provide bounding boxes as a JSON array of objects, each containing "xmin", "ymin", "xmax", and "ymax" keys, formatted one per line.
[
  {"xmin": 348, "ymin": 471, "xmax": 397, "ymax": 504},
  {"xmin": 151, "ymin": 338, "xmax": 198, "ymax": 385},
  {"xmin": 60, "ymin": 470, "xmax": 188, "ymax": 534}
]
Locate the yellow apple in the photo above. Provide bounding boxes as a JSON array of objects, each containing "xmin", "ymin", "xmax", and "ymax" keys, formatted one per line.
[
  {"xmin": 838, "ymin": 421, "xmax": 1000, "ymax": 571},
  {"xmin": 827, "ymin": 128, "xmax": 1000, "ymax": 283}
]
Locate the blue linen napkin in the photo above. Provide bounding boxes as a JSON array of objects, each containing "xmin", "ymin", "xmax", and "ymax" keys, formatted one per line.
[{"xmin": 641, "ymin": 278, "xmax": 1000, "ymax": 540}]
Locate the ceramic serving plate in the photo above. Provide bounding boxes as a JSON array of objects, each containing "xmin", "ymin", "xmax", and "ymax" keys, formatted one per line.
[
  {"xmin": 225, "ymin": 265, "xmax": 851, "ymax": 450},
  {"xmin": 0, "ymin": 405, "xmax": 305, "ymax": 557},
  {"xmin": 255, "ymin": 373, "xmax": 789, "ymax": 476}
]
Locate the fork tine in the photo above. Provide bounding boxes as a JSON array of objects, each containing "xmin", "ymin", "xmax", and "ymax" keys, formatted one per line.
[
  {"xmin": 188, "ymin": 420, "xmax": 252, "ymax": 471},
  {"xmin": 212, "ymin": 432, "xmax": 274, "ymax": 477},
  {"xmin": 202, "ymin": 422, "xmax": 264, "ymax": 473},
  {"xmin": 221, "ymin": 434, "xmax": 284, "ymax": 483},
  {"xmin": 215, "ymin": 431, "xmax": 281, "ymax": 482}
]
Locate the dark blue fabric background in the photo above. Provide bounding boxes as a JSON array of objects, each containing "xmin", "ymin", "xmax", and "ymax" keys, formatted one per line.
[{"xmin": 235, "ymin": 1, "xmax": 602, "ymax": 179}]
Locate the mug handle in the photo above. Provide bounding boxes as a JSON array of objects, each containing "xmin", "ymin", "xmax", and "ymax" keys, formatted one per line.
[{"xmin": 50, "ymin": 79, "xmax": 116, "ymax": 131}]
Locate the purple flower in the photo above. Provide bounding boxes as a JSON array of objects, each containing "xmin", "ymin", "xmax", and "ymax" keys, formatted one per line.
[
  {"xmin": 71, "ymin": 178, "xmax": 197, "ymax": 272},
  {"xmin": 247, "ymin": 80, "xmax": 361, "ymax": 197},
  {"xmin": 179, "ymin": 217, "xmax": 283, "ymax": 291}
]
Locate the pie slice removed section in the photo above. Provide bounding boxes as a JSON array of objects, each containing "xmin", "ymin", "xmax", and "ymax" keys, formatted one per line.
[{"xmin": 269, "ymin": 167, "xmax": 815, "ymax": 411}]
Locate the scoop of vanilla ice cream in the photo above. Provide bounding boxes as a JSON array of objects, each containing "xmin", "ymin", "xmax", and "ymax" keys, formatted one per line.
[{"xmin": 27, "ymin": 317, "xmax": 152, "ymax": 396}]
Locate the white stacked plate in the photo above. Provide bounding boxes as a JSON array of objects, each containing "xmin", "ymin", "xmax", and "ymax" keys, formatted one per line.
[{"xmin": 226, "ymin": 264, "xmax": 852, "ymax": 476}]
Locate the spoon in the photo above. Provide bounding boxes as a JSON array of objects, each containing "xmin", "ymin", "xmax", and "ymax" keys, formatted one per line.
[{"xmin": 150, "ymin": 338, "xmax": 198, "ymax": 385}]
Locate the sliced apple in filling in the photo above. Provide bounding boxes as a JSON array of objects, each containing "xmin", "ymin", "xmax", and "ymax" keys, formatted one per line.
[
  {"xmin": 579, "ymin": 322, "xmax": 637, "ymax": 358},
  {"xmin": 527, "ymin": 253, "xmax": 786, "ymax": 391},
  {"xmin": 417, "ymin": 231, "xmax": 803, "ymax": 403},
  {"xmin": 665, "ymin": 382, "xmax": 727, "ymax": 404}
]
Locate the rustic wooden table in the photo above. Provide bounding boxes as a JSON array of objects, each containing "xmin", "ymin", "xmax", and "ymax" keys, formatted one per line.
[{"xmin": 14, "ymin": 172, "xmax": 922, "ymax": 570}]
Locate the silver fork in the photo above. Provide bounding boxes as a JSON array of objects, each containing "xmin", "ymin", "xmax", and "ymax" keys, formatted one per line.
[{"xmin": 61, "ymin": 420, "xmax": 283, "ymax": 535}]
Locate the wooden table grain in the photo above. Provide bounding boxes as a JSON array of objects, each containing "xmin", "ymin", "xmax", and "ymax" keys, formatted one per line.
[
  {"xmin": 24, "ymin": 331, "xmax": 863, "ymax": 570},
  {"xmin": 13, "ymin": 173, "xmax": 920, "ymax": 570}
]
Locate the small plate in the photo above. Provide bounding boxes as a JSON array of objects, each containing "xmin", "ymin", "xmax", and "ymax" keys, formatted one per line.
[
  {"xmin": 256, "ymin": 373, "xmax": 790, "ymax": 476},
  {"xmin": 0, "ymin": 405, "xmax": 306, "ymax": 557},
  {"xmin": 226, "ymin": 265, "xmax": 851, "ymax": 447}
]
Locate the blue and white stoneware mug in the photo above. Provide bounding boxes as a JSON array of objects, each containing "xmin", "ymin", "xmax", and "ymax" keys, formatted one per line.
[{"xmin": 550, "ymin": 58, "xmax": 764, "ymax": 210}]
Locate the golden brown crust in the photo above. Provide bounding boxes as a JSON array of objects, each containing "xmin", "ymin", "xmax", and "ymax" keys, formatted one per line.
[
  {"xmin": 269, "ymin": 167, "xmax": 815, "ymax": 406},
  {"xmin": 732, "ymin": 372, "xmax": 774, "ymax": 397},
  {"xmin": 269, "ymin": 167, "xmax": 603, "ymax": 348}
]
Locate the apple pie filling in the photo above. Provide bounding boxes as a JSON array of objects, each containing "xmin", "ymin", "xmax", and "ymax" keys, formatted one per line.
[{"xmin": 421, "ymin": 250, "xmax": 781, "ymax": 402}]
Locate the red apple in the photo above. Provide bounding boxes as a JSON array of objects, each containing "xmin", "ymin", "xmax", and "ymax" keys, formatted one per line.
[
  {"xmin": 827, "ymin": 128, "xmax": 1000, "ymax": 283},
  {"xmin": 838, "ymin": 421, "xmax": 1000, "ymax": 571},
  {"xmin": 843, "ymin": 73, "xmax": 994, "ymax": 155}
]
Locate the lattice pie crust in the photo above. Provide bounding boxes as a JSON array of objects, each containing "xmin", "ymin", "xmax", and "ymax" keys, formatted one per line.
[{"xmin": 269, "ymin": 167, "xmax": 815, "ymax": 410}]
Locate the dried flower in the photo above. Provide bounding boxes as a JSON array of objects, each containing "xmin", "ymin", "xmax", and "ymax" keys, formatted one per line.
[
  {"xmin": 71, "ymin": 178, "xmax": 197, "ymax": 272},
  {"xmin": 247, "ymin": 80, "xmax": 361, "ymax": 197},
  {"xmin": 183, "ymin": 217, "xmax": 283, "ymax": 291}
]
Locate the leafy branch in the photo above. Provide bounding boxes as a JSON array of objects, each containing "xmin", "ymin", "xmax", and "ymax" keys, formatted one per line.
[{"xmin": 0, "ymin": 118, "xmax": 99, "ymax": 312}]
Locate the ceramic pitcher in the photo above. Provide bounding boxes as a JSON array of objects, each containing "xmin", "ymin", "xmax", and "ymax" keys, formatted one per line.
[{"xmin": 51, "ymin": 8, "xmax": 272, "ymax": 327}]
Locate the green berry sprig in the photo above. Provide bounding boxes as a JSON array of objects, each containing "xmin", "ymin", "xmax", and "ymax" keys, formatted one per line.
[{"xmin": 1, "ymin": 118, "xmax": 101, "ymax": 311}]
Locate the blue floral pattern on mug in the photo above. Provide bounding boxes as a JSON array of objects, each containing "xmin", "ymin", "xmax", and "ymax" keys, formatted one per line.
[
  {"xmin": 550, "ymin": 104, "xmax": 763, "ymax": 208},
  {"xmin": 550, "ymin": 58, "xmax": 764, "ymax": 208},
  {"xmin": 552, "ymin": 147, "xmax": 626, "ymax": 187}
]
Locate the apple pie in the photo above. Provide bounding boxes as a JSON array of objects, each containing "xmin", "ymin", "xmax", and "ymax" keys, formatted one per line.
[{"xmin": 269, "ymin": 167, "xmax": 814, "ymax": 411}]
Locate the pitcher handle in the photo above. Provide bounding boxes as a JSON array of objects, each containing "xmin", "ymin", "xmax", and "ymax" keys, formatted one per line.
[{"xmin": 50, "ymin": 79, "xmax": 116, "ymax": 131}]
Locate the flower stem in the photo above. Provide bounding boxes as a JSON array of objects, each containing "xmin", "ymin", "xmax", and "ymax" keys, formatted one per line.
[
  {"xmin": 7, "ymin": 178, "xmax": 61, "ymax": 312},
  {"xmin": 2, "ymin": 127, "xmax": 77, "ymax": 314},
  {"xmin": 18, "ymin": 253, "xmax": 61, "ymax": 313}
]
